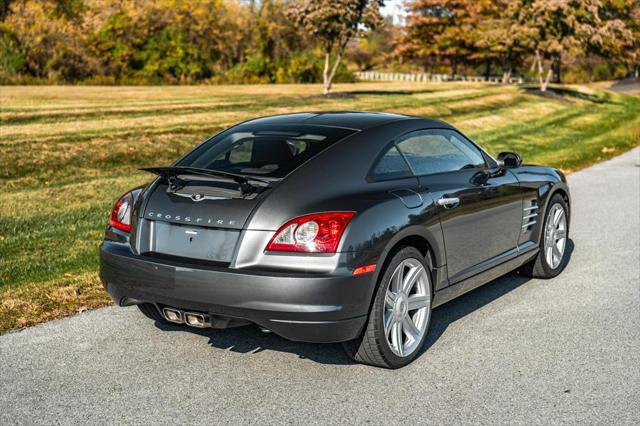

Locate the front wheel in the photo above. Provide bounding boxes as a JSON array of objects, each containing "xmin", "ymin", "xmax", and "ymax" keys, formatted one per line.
[
  {"xmin": 343, "ymin": 246, "xmax": 432, "ymax": 368},
  {"xmin": 521, "ymin": 194, "xmax": 570, "ymax": 278}
]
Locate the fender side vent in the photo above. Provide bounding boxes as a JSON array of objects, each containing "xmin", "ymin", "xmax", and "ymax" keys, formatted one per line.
[{"xmin": 522, "ymin": 201, "xmax": 539, "ymax": 232}]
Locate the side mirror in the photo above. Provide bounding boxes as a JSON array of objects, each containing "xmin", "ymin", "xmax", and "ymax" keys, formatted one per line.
[{"xmin": 497, "ymin": 152, "xmax": 523, "ymax": 168}]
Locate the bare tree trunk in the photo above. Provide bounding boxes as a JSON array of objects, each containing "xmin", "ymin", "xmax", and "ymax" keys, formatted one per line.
[
  {"xmin": 325, "ymin": 52, "xmax": 343, "ymax": 95},
  {"xmin": 540, "ymin": 68, "xmax": 552, "ymax": 91},
  {"xmin": 535, "ymin": 51, "xmax": 544, "ymax": 90},
  {"xmin": 323, "ymin": 38, "xmax": 350, "ymax": 96},
  {"xmin": 322, "ymin": 51, "xmax": 331, "ymax": 96},
  {"xmin": 502, "ymin": 68, "xmax": 512, "ymax": 84},
  {"xmin": 535, "ymin": 50, "xmax": 553, "ymax": 92},
  {"xmin": 501, "ymin": 57, "xmax": 512, "ymax": 84}
]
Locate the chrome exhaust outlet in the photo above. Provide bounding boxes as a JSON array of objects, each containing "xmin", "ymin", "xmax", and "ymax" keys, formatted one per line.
[
  {"xmin": 162, "ymin": 307, "xmax": 184, "ymax": 324},
  {"xmin": 184, "ymin": 312, "xmax": 210, "ymax": 328}
]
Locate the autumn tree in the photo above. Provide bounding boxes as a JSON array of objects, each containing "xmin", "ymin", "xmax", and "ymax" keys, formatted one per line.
[
  {"xmin": 473, "ymin": 0, "xmax": 528, "ymax": 83},
  {"xmin": 3, "ymin": 0, "xmax": 92, "ymax": 81},
  {"xmin": 599, "ymin": 0, "xmax": 640, "ymax": 77},
  {"xmin": 1, "ymin": 0, "xmax": 84, "ymax": 21},
  {"xmin": 90, "ymin": 0, "xmax": 251, "ymax": 81},
  {"xmin": 249, "ymin": 0, "xmax": 307, "ymax": 62},
  {"xmin": 286, "ymin": 0, "xmax": 384, "ymax": 95},
  {"xmin": 515, "ymin": 0, "xmax": 634, "ymax": 91},
  {"xmin": 347, "ymin": 16, "xmax": 395, "ymax": 71},
  {"xmin": 400, "ymin": 0, "xmax": 486, "ymax": 75}
]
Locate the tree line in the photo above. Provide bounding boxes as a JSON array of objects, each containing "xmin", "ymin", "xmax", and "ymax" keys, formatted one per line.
[
  {"xmin": 0, "ymin": 0, "xmax": 637, "ymax": 93},
  {"xmin": 400, "ymin": 0, "xmax": 638, "ymax": 91}
]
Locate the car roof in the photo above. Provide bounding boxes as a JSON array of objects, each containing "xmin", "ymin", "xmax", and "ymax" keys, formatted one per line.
[{"xmin": 242, "ymin": 111, "xmax": 452, "ymax": 131}]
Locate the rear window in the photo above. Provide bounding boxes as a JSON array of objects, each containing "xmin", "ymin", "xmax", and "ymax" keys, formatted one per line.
[{"xmin": 177, "ymin": 125, "xmax": 356, "ymax": 179}]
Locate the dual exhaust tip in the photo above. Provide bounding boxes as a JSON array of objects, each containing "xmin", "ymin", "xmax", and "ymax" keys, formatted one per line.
[{"xmin": 162, "ymin": 307, "xmax": 210, "ymax": 328}]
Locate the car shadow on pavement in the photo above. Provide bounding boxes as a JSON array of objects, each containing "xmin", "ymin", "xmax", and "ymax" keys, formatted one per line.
[{"xmin": 156, "ymin": 240, "xmax": 574, "ymax": 366}]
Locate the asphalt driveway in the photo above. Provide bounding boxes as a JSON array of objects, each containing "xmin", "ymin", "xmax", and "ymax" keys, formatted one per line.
[{"xmin": 1, "ymin": 148, "xmax": 639, "ymax": 425}]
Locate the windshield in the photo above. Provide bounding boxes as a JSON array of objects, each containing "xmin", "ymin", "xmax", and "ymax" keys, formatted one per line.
[{"xmin": 177, "ymin": 125, "xmax": 357, "ymax": 179}]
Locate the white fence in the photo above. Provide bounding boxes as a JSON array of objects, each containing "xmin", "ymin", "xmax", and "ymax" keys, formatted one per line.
[{"xmin": 354, "ymin": 71, "xmax": 524, "ymax": 85}]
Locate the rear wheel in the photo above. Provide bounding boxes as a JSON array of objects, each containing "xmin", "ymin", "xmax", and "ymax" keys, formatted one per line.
[
  {"xmin": 137, "ymin": 303, "xmax": 168, "ymax": 324},
  {"xmin": 344, "ymin": 246, "xmax": 432, "ymax": 368},
  {"xmin": 521, "ymin": 194, "xmax": 570, "ymax": 278}
]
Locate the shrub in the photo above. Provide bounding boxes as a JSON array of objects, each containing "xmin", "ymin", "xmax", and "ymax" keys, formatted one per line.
[{"xmin": 0, "ymin": 25, "xmax": 24, "ymax": 76}]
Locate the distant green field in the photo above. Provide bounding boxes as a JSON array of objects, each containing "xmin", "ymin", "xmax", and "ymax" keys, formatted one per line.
[{"xmin": 1, "ymin": 82, "xmax": 639, "ymax": 333}]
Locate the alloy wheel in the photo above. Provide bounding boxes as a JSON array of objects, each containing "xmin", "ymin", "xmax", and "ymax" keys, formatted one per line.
[
  {"xmin": 544, "ymin": 204, "xmax": 567, "ymax": 269},
  {"xmin": 384, "ymin": 258, "xmax": 431, "ymax": 357}
]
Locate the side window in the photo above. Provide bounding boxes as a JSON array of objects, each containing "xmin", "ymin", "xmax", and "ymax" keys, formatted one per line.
[
  {"xmin": 371, "ymin": 145, "xmax": 413, "ymax": 180},
  {"xmin": 396, "ymin": 129, "xmax": 486, "ymax": 175}
]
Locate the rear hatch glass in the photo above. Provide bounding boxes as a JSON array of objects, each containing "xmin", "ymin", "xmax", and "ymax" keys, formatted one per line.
[
  {"xmin": 177, "ymin": 124, "xmax": 357, "ymax": 179},
  {"xmin": 137, "ymin": 124, "xmax": 356, "ymax": 262}
]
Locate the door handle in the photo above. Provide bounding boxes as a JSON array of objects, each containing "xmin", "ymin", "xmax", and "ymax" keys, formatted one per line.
[{"xmin": 437, "ymin": 197, "xmax": 460, "ymax": 209}]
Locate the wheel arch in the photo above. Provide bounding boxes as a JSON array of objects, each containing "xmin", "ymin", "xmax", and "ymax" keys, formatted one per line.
[
  {"xmin": 544, "ymin": 182, "xmax": 571, "ymax": 220},
  {"xmin": 550, "ymin": 186, "xmax": 570, "ymax": 210},
  {"xmin": 369, "ymin": 226, "xmax": 444, "ymax": 300},
  {"xmin": 534, "ymin": 182, "xmax": 571, "ymax": 245},
  {"xmin": 377, "ymin": 226, "xmax": 442, "ymax": 269}
]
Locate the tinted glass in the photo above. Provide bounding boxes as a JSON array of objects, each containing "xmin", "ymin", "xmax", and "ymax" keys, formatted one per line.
[
  {"xmin": 371, "ymin": 146, "xmax": 413, "ymax": 180},
  {"xmin": 396, "ymin": 130, "xmax": 485, "ymax": 175},
  {"xmin": 177, "ymin": 125, "xmax": 356, "ymax": 178}
]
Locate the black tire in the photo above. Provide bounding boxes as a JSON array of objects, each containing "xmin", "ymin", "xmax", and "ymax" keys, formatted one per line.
[
  {"xmin": 520, "ymin": 194, "xmax": 570, "ymax": 278},
  {"xmin": 137, "ymin": 303, "xmax": 168, "ymax": 323},
  {"xmin": 343, "ymin": 246, "xmax": 433, "ymax": 369}
]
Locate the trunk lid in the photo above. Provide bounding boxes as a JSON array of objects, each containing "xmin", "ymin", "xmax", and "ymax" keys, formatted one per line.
[
  {"xmin": 132, "ymin": 177, "xmax": 271, "ymax": 264},
  {"xmin": 140, "ymin": 179, "xmax": 267, "ymax": 230}
]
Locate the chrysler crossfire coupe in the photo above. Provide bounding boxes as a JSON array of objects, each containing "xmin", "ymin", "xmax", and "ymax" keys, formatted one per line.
[{"xmin": 100, "ymin": 111, "xmax": 570, "ymax": 368}]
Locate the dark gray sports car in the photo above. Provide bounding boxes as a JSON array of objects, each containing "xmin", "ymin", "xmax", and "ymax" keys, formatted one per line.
[{"xmin": 100, "ymin": 111, "xmax": 571, "ymax": 368}]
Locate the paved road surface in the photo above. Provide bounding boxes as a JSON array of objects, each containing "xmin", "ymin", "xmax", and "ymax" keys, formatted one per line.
[
  {"xmin": 609, "ymin": 78, "xmax": 640, "ymax": 94},
  {"xmin": 1, "ymin": 148, "xmax": 639, "ymax": 425}
]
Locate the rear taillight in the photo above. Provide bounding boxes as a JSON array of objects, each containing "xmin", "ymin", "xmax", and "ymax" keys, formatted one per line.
[
  {"xmin": 266, "ymin": 212, "xmax": 355, "ymax": 253},
  {"xmin": 108, "ymin": 191, "xmax": 134, "ymax": 233}
]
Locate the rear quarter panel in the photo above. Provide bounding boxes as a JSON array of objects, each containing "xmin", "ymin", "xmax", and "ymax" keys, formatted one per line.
[{"xmin": 244, "ymin": 119, "xmax": 448, "ymax": 269}]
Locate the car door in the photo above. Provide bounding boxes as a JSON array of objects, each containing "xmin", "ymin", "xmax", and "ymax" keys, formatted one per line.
[{"xmin": 395, "ymin": 129, "xmax": 522, "ymax": 285}]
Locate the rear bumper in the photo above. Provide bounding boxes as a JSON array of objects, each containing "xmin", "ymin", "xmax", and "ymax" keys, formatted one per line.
[{"xmin": 99, "ymin": 241, "xmax": 376, "ymax": 343}]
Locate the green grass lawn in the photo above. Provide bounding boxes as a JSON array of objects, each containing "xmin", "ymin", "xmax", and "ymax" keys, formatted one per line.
[{"xmin": 1, "ymin": 82, "xmax": 638, "ymax": 333}]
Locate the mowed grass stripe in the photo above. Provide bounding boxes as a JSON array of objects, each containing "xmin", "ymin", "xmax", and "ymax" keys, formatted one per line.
[
  {"xmin": 0, "ymin": 88, "xmax": 510, "ymax": 153},
  {"xmin": 0, "ymin": 95, "xmax": 262, "ymax": 112},
  {"xmin": 1, "ymin": 95, "xmax": 530, "ymax": 188},
  {"xmin": 0, "ymin": 271, "xmax": 105, "ymax": 332},
  {"xmin": 471, "ymin": 93, "xmax": 639, "ymax": 166},
  {"xmin": 0, "ymin": 100, "xmax": 258, "ymax": 125},
  {"xmin": 0, "ymin": 87, "xmax": 500, "ymax": 140},
  {"xmin": 0, "ymin": 175, "xmax": 149, "ymax": 288},
  {"xmin": 0, "ymin": 82, "xmax": 638, "ymax": 334},
  {"xmin": 501, "ymin": 111, "xmax": 640, "ymax": 170},
  {"xmin": 1, "ymin": 88, "xmax": 511, "ymax": 182}
]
